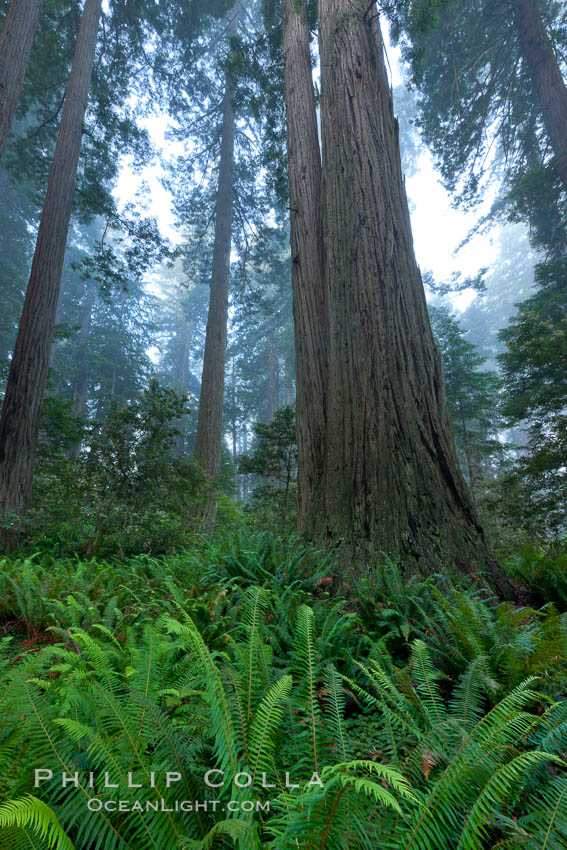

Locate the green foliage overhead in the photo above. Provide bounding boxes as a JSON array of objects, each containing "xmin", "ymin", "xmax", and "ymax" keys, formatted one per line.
[{"xmin": 388, "ymin": 0, "xmax": 566, "ymax": 206}]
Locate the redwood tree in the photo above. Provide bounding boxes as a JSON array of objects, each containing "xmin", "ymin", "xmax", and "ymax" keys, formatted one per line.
[
  {"xmin": 172, "ymin": 310, "xmax": 193, "ymax": 458},
  {"xmin": 512, "ymin": 0, "xmax": 567, "ymax": 193},
  {"xmin": 388, "ymin": 0, "xmax": 567, "ymax": 202},
  {"xmin": 0, "ymin": 0, "xmax": 102, "ymax": 530},
  {"xmin": 0, "ymin": 0, "xmax": 44, "ymax": 158},
  {"xmin": 281, "ymin": 0, "xmax": 327, "ymax": 533},
  {"xmin": 194, "ymin": 4, "xmax": 239, "ymax": 502},
  {"xmin": 312, "ymin": 0, "xmax": 512, "ymax": 595}
]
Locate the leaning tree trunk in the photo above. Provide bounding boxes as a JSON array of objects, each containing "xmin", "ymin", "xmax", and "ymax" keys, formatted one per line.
[
  {"xmin": 317, "ymin": 0, "xmax": 514, "ymax": 597},
  {"xmin": 194, "ymin": 5, "xmax": 239, "ymax": 523},
  {"xmin": 0, "ymin": 0, "xmax": 44, "ymax": 158},
  {"xmin": 512, "ymin": 0, "xmax": 567, "ymax": 194},
  {"xmin": 282, "ymin": 0, "xmax": 328, "ymax": 534},
  {"xmin": 0, "ymin": 0, "xmax": 101, "ymax": 531}
]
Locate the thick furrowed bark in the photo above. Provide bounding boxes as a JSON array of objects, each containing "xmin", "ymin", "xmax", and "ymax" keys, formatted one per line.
[
  {"xmin": 512, "ymin": 0, "xmax": 567, "ymax": 194},
  {"xmin": 194, "ymin": 6, "xmax": 239, "ymax": 527},
  {"xmin": 282, "ymin": 0, "xmax": 328, "ymax": 535},
  {"xmin": 0, "ymin": 0, "xmax": 101, "ymax": 531},
  {"xmin": 317, "ymin": 0, "xmax": 514, "ymax": 597},
  {"xmin": 0, "ymin": 0, "xmax": 44, "ymax": 158}
]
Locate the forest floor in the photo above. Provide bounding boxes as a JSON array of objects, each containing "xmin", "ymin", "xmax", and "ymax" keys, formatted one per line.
[{"xmin": 0, "ymin": 530, "xmax": 566, "ymax": 848}]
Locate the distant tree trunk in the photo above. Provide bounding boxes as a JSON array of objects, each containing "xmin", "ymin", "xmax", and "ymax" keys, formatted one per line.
[
  {"xmin": 173, "ymin": 314, "xmax": 192, "ymax": 457},
  {"xmin": 316, "ymin": 0, "xmax": 514, "ymax": 597},
  {"xmin": 240, "ymin": 425, "xmax": 248, "ymax": 500},
  {"xmin": 71, "ymin": 288, "xmax": 94, "ymax": 416},
  {"xmin": 0, "ymin": 0, "xmax": 101, "ymax": 531},
  {"xmin": 45, "ymin": 277, "xmax": 66, "ymax": 394},
  {"xmin": 284, "ymin": 358, "xmax": 294, "ymax": 406},
  {"xmin": 67, "ymin": 286, "xmax": 95, "ymax": 458},
  {"xmin": 512, "ymin": 0, "xmax": 567, "ymax": 193},
  {"xmin": 282, "ymin": 0, "xmax": 327, "ymax": 534},
  {"xmin": 0, "ymin": 0, "xmax": 44, "ymax": 158},
  {"xmin": 194, "ymin": 5, "xmax": 239, "ymax": 524},
  {"xmin": 266, "ymin": 340, "xmax": 279, "ymax": 422},
  {"xmin": 231, "ymin": 356, "xmax": 238, "ymax": 500},
  {"xmin": 458, "ymin": 399, "xmax": 477, "ymax": 507}
]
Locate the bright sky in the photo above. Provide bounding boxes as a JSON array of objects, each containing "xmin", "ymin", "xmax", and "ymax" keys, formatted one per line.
[
  {"xmin": 382, "ymin": 29, "xmax": 497, "ymax": 310},
  {"xmin": 407, "ymin": 159, "xmax": 498, "ymax": 310},
  {"xmin": 113, "ymin": 113, "xmax": 184, "ymax": 244}
]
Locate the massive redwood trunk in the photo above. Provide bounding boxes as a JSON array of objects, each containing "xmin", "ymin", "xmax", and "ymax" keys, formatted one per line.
[
  {"xmin": 316, "ymin": 0, "xmax": 513, "ymax": 596},
  {"xmin": 194, "ymin": 4, "xmax": 239, "ymax": 515},
  {"xmin": 282, "ymin": 0, "xmax": 327, "ymax": 534},
  {"xmin": 512, "ymin": 0, "xmax": 567, "ymax": 193},
  {"xmin": 0, "ymin": 0, "xmax": 44, "ymax": 158},
  {"xmin": 0, "ymin": 0, "xmax": 101, "ymax": 530}
]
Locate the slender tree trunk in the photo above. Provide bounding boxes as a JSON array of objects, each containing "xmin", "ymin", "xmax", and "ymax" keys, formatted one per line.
[
  {"xmin": 458, "ymin": 399, "xmax": 477, "ymax": 507},
  {"xmin": 0, "ymin": 0, "xmax": 101, "ymax": 530},
  {"xmin": 316, "ymin": 0, "xmax": 513, "ymax": 597},
  {"xmin": 173, "ymin": 314, "xmax": 192, "ymax": 457},
  {"xmin": 240, "ymin": 425, "xmax": 248, "ymax": 500},
  {"xmin": 282, "ymin": 0, "xmax": 327, "ymax": 534},
  {"xmin": 266, "ymin": 340, "xmax": 279, "ymax": 422},
  {"xmin": 72, "ymin": 288, "xmax": 94, "ymax": 416},
  {"xmin": 231, "ymin": 357, "xmax": 238, "ymax": 500},
  {"xmin": 284, "ymin": 358, "xmax": 294, "ymax": 406},
  {"xmin": 0, "ymin": 0, "xmax": 44, "ymax": 158},
  {"xmin": 45, "ymin": 275, "xmax": 67, "ymax": 398},
  {"xmin": 67, "ymin": 285, "xmax": 95, "ymax": 458},
  {"xmin": 512, "ymin": 0, "xmax": 567, "ymax": 193},
  {"xmin": 194, "ymin": 5, "xmax": 239, "ymax": 523}
]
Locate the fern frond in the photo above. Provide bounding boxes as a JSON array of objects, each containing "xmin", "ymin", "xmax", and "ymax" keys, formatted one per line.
[
  {"xmin": 410, "ymin": 640, "xmax": 446, "ymax": 728},
  {"xmin": 165, "ymin": 615, "xmax": 241, "ymax": 782},
  {"xmin": 457, "ymin": 752, "xmax": 564, "ymax": 850},
  {"xmin": 249, "ymin": 675, "xmax": 292, "ymax": 784},
  {"xmin": 450, "ymin": 656, "xmax": 491, "ymax": 731},
  {"xmin": 241, "ymin": 586, "xmax": 270, "ymax": 722},
  {"xmin": 325, "ymin": 665, "xmax": 349, "ymax": 763},
  {"xmin": 321, "ymin": 759, "xmax": 417, "ymax": 809},
  {"xmin": 520, "ymin": 773, "xmax": 567, "ymax": 850},
  {"xmin": 0, "ymin": 795, "xmax": 74, "ymax": 850},
  {"xmin": 293, "ymin": 605, "xmax": 321, "ymax": 773},
  {"xmin": 399, "ymin": 679, "xmax": 543, "ymax": 850},
  {"xmin": 181, "ymin": 818, "xmax": 248, "ymax": 849}
]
